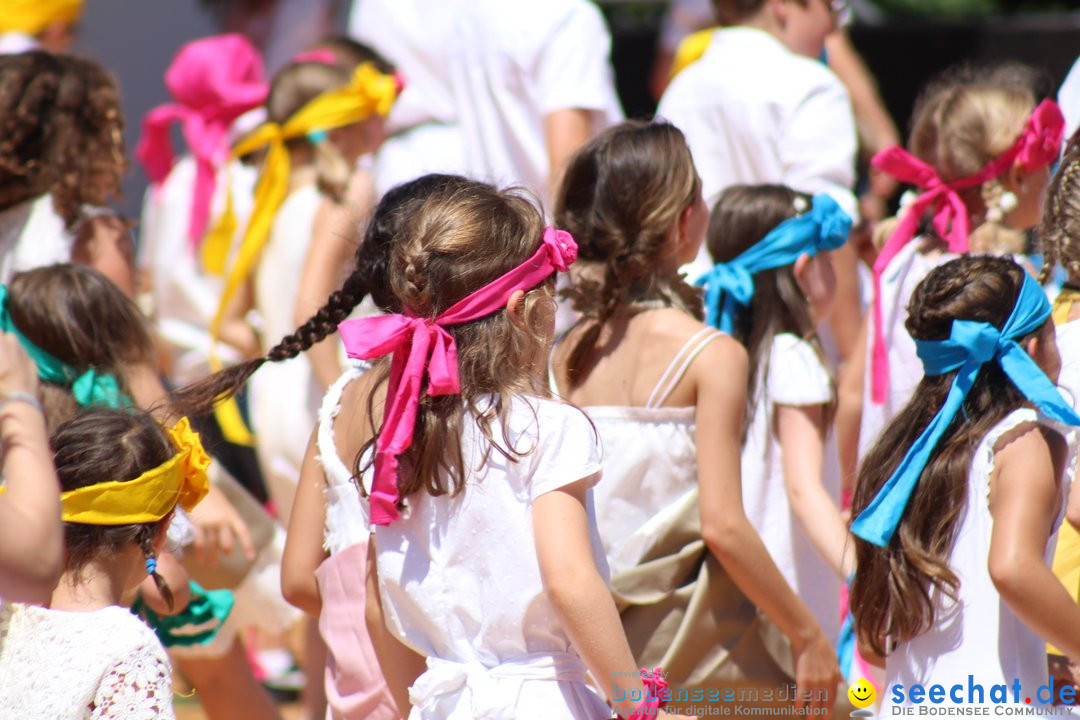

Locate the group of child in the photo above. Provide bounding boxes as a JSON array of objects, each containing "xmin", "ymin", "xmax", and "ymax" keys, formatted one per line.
[{"xmin": 0, "ymin": 0, "xmax": 1079, "ymax": 719}]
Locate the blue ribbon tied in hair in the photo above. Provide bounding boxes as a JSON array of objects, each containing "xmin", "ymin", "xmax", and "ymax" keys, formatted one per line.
[
  {"xmin": 695, "ymin": 193, "xmax": 851, "ymax": 332},
  {"xmin": 0, "ymin": 285, "xmax": 131, "ymax": 408},
  {"xmin": 851, "ymin": 272, "xmax": 1080, "ymax": 547}
]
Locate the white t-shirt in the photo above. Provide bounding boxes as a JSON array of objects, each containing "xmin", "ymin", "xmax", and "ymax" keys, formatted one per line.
[
  {"xmin": 446, "ymin": 0, "xmax": 624, "ymax": 210},
  {"xmin": 0, "ymin": 194, "xmax": 76, "ymax": 283},
  {"xmin": 657, "ymin": 27, "xmax": 857, "ymax": 281},
  {"xmin": 882, "ymin": 409, "xmax": 1070, "ymax": 711},
  {"xmin": 0, "ymin": 604, "xmax": 175, "ymax": 719},
  {"xmin": 741, "ymin": 333, "xmax": 841, "ymax": 643},
  {"xmin": 372, "ymin": 394, "xmax": 611, "ymax": 719},
  {"xmin": 1059, "ymin": 55, "xmax": 1080, "ymax": 145},
  {"xmin": 139, "ymin": 156, "xmax": 258, "ymax": 385}
]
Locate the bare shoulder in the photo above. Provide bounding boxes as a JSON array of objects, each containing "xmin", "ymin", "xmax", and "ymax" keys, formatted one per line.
[
  {"xmin": 334, "ymin": 365, "xmax": 386, "ymax": 462},
  {"xmin": 994, "ymin": 420, "xmax": 1067, "ymax": 481}
]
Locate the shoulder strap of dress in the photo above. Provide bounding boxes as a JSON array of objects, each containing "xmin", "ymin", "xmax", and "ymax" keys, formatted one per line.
[
  {"xmin": 316, "ymin": 364, "xmax": 365, "ymax": 486},
  {"xmin": 646, "ymin": 327, "xmax": 724, "ymax": 409},
  {"xmin": 547, "ymin": 332, "xmax": 568, "ymax": 397}
]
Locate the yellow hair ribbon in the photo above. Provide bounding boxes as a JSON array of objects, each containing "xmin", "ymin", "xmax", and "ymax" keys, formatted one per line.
[
  {"xmin": 56, "ymin": 417, "xmax": 210, "ymax": 525},
  {"xmin": 669, "ymin": 27, "xmax": 717, "ymax": 81},
  {"xmin": 0, "ymin": 0, "xmax": 83, "ymax": 34},
  {"xmin": 1052, "ymin": 286, "xmax": 1080, "ymax": 327}
]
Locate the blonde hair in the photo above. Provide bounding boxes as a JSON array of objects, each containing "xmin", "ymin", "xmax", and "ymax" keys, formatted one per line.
[
  {"xmin": 1039, "ymin": 128, "xmax": 1080, "ymax": 284},
  {"xmin": 357, "ymin": 179, "xmax": 555, "ymax": 506},
  {"xmin": 874, "ymin": 65, "xmax": 1037, "ymax": 256}
]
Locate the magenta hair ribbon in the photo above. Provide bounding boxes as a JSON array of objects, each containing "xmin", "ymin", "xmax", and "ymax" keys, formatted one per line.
[
  {"xmin": 338, "ymin": 227, "xmax": 577, "ymax": 526},
  {"xmin": 136, "ymin": 34, "xmax": 268, "ymax": 249},
  {"xmin": 868, "ymin": 98, "xmax": 1064, "ymax": 404},
  {"xmin": 622, "ymin": 669, "xmax": 670, "ymax": 720},
  {"xmin": 292, "ymin": 49, "xmax": 337, "ymax": 65}
]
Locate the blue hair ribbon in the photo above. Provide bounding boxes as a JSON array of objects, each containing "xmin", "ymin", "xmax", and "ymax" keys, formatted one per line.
[
  {"xmin": 0, "ymin": 285, "xmax": 131, "ymax": 409},
  {"xmin": 852, "ymin": 272, "xmax": 1080, "ymax": 547},
  {"xmin": 695, "ymin": 193, "xmax": 852, "ymax": 332}
]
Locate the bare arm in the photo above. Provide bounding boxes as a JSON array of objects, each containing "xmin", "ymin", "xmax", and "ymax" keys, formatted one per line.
[
  {"xmin": 777, "ymin": 403, "xmax": 854, "ymax": 579},
  {"xmin": 693, "ymin": 338, "xmax": 841, "ymax": 713},
  {"xmin": 989, "ymin": 425, "xmax": 1080, "ymax": 662},
  {"xmin": 0, "ymin": 336, "xmax": 62, "ymax": 604},
  {"xmin": 835, "ymin": 317, "xmax": 868, "ymax": 503},
  {"xmin": 544, "ymin": 108, "xmax": 591, "ymax": 203},
  {"xmin": 281, "ymin": 430, "xmax": 329, "ymax": 617}
]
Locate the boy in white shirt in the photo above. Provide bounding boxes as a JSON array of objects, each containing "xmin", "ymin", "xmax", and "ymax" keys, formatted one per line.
[{"xmin": 657, "ymin": 0, "xmax": 858, "ymax": 282}]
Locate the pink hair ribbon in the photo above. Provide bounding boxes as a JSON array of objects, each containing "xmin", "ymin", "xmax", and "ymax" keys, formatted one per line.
[
  {"xmin": 136, "ymin": 34, "xmax": 268, "ymax": 249},
  {"xmin": 868, "ymin": 98, "xmax": 1064, "ymax": 404},
  {"xmin": 338, "ymin": 227, "xmax": 577, "ymax": 526},
  {"xmin": 292, "ymin": 49, "xmax": 337, "ymax": 65}
]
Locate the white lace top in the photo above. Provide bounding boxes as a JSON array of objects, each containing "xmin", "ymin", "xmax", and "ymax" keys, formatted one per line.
[{"xmin": 0, "ymin": 604, "xmax": 175, "ymax": 719}]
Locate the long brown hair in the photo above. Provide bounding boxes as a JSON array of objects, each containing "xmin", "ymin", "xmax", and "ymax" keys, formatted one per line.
[
  {"xmin": 51, "ymin": 407, "xmax": 177, "ymax": 609},
  {"xmin": 357, "ymin": 179, "xmax": 554, "ymax": 505},
  {"xmin": 850, "ymin": 255, "xmax": 1032, "ymax": 657},
  {"xmin": 706, "ymin": 184, "xmax": 831, "ymax": 439},
  {"xmin": 555, "ymin": 120, "xmax": 702, "ymax": 387},
  {"xmin": 0, "ymin": 51, "xmax": 125, "ymax": 226}
]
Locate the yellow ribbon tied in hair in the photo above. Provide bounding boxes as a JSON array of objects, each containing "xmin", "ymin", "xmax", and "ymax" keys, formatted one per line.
[
  {"xmin": 0, "ymin": 0, "xmax": 84, "ymax": 34},
  {"xmin": 201, "ymin": 61, "xmax": 399, "ymax": 446},
  {"xmin": 59, "ymin": 417, "xmax": 211, "ymax": 525}
]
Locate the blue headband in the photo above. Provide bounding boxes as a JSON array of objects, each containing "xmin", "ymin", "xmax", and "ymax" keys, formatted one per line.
[
  {"xmin": 695, "ymin": 193, "xmax": 851, "ymax": 332},
  {"xmin": 0, "ymin": 285, "xmax": 131, "ymax": 409},
  {"xmin": 852, "ymin": 271, "xmax": 1080, "ymax": 547}
]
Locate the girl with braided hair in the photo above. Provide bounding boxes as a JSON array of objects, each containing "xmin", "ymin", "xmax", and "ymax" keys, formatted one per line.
[
  {"xmin": 0, "ymin": 51, "xmax": 135, "ymax": 296},
  {"xmin": 551, "ymin": 121, "xmax": 841, "ymax": 715}
]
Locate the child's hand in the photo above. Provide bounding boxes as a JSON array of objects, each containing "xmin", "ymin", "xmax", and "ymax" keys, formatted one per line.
[
  {"xmin": 0, "ymin": 334, "xmax": 39, "ymax": 398},
  {"xmin": 792, "ymin": 630, "xmax": 843, "ymax": 717},
  {"xmin": 187, "ymin": 484, "xmax": 256, "ymax": 565}
]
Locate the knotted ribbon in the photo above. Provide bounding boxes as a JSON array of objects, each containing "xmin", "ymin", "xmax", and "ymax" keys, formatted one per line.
[
  {"xmin": 0, "ymin": 0, "xmax": 82, "ymax": 34},
  {"xmin": 696, "ymin": 193, "xmax": 851, "ymax": 332},
  {"xmin": 338, "ymin": 228, "xmax": 577, "ymax": 526},
  {"xmin": 136, "ymin": 34, "xmax": 268, "ymax": 251},
  {"xmin": 868, "ymin": 99, "xmax": 1064, "ymax": 404},
  {"xmin": 852, "ymin": 271, "xmax": 1080, "ymax": 547},
  {"xmin": 0, "ymin": 285, "xmax": 130, "ymax": 408}
]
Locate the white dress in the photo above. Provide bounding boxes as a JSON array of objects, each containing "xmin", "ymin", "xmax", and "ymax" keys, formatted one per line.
[
  {"xmin": 248, "ymin": 184, "xmax": 323, "ymax": 521},
  {"xmin": 371, "ymin": 394, "xmax": 611, "ymax": 719},
  {"xmin": 656, "ymin": 27, "xmax": 857, "ymax": 281},
  {"xmin": 139, "ymin": 156, "xmax": 258, "ymax": 385},
  {"xmin": 0, "ymin": 194, "xmax": 77, "ymax": 283},
  {"xmin": 881, "ymin": 409, "xmax": 1071, "ymax": 711},
  {"xmin": 858, "ymin": 240, "xmax": 955, "ymax": 461},
  {"xmin": 741, "ymin": 333, "xmax": 841, "ymax": 644},
  {"xmin": 0, "ymin": 603, "xmax": 175, "ymax": 719}
]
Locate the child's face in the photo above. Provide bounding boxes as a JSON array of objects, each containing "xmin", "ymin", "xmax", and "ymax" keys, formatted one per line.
[
  {"xmin": 332, "ymin": 115, "xmax": 388, "ymax": 165},
  {"xmin": 780, "ymin": 0, "xmax": 838, "ymax": 60},
  {"xmin": 795, "ymin": 251, "xmax": 837, "ymax": 322},
  {"xmin": 1029, "ymin": 319, "xmax": 1061, "ymax": 385},
  {"xmin": 1003, "ymin": 164, "xmax": 1052, "ymax": 232}
]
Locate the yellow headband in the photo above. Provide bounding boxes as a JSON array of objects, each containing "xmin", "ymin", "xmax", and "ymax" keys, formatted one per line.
[
  {"xmin": 0, "ymin": 0, "xmax": 83, "ymax": 34},
  {"xmin": 59, "ymin": 417, "xmax": 210, "ymax": 525}
]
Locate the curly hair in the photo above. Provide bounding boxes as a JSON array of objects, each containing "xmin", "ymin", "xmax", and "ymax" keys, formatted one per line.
[
  {"xmin": 1039, "ymin": 127, "xmax": 1080, "ymax": 284},
  {"xmin": 0, "ymin": 51, "xmax": 125, "ymax": 229}
]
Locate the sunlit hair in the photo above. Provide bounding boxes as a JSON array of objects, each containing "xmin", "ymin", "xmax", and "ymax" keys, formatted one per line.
[
  {"xmin": 51, "ymin": 407, "xmax": 176, "ymax": 609},
  {"xmin": 0, "ymin": 51, "xmax": 125, "ymax": 227},
  {"xmin": 874, "ymin": 64, "xmax": 1040, "ymax": 256},
  {"xmin": 1039, "ymin": 127, "xmax": 1080, "ymax": 284},
  {"xmin": 357, "ymin": 179, "xmax": 556, "ymax": 504},
  {"xmin": 850, "ymin": 255, "xmax": 1034, "ymax": 657},
  {"xmin": 706, "ymin": 184, "xmax": 833, "ymax": 439},
  {"xmin": 555, "ymin": 120, "xmax": 702, "ymax": 387}
]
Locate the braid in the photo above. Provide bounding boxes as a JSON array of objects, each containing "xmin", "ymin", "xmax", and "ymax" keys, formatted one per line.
[
  {"xmin": 1040, "ymin": 128, "xmax": 1080, "ymax": 285},
  {"xmin": 137, "ymin": 528, "xmax": 174, "ymax": 612}
]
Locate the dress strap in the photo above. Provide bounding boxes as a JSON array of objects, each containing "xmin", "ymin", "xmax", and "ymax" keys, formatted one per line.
[
  {"xmin": 317, "ymin": 362, "xmax": 365, "ymax": 488},
  {"xmin": 548, "ymin": 332, "xmax": 568, "ymax": 397},
  {"xmin": 646, "ymin": 327, "xmax": 724, "ymax": 409}
]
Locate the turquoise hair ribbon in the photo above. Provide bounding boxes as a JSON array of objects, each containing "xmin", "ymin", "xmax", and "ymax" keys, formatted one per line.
[
  {"xmin": 0, "ymin": 285, "xmax": 131, "ymax": 408},
  {"xmin": 852, "ymin": 272, "xmax": 1080, "ymax": 547},
  {"xmin": 695, "ymin": 193, "xmax": 852, "ymax": 332}
]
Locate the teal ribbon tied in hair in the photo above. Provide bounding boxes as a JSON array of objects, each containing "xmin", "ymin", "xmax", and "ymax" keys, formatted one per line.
[
  {"xmin": 695, "ymin": 193, "xmax": 852, "ymax": 332},
  {"xmin": 852, "ymin": 272, "xmax": 1080, "ymax": 547},
  {"xmin": 0, "ymin": 285, "xmax": 131, "ymax": 408}
]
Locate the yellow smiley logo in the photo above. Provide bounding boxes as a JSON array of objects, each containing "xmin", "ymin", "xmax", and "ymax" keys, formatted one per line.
[{"xmin": 848, "ymin": 678, "xmax": 876, "ymax": 709}]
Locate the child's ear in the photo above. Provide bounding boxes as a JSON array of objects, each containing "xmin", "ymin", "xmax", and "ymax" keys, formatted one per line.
[
  {"xmin": 152, "ymin": 510, "xmax": 175, "ymax": 554},
  {"xmin": 506, "ymin": 289, "xmax": 527, "ymax": 329},
  {"xmin": 792, "ymin": 253, "xmax": 812, "ymax": 295}
]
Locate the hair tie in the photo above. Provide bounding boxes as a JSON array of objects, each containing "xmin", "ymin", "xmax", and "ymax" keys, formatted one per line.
[
  {"xmin": 337, "ymin": 227, "xmax": 577, "ymax": 526},
  {"xmin": 145, "ymin": 557, "xmax": 158, "ymax": 575}
]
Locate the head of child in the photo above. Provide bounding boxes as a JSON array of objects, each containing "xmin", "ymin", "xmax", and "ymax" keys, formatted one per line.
[
  {"xmin": 51, "ymin": 408, "xmax": 185, "ymax": 609},
  {"xmin": 0, "ymin": 0, "xmax": 83, "ymax": 53},
  {"xmin": 355, "ymin": 179, "xmax": 555, "ymax": 503},
  {"xmin": 266, "ymin": 43, "xmax": 394, "ymax": 201},
  {"xmin": 1039, "ymin": 128, "xmax": 1080, "ymax": 285},
  {"xmin": 712, "ymin": 0, "xmax": 838, "ymax": 59},
  {"xmin": 0, "ymin": 52, "xmax": 123, "ymax": 226},
  {"xmin": 5, "ymin": 264, "xmax": 152, "ymax": 429},
  {"xmin": 850, "ymin": 255, "xmax": 1060, "ymax": 657},
  {"xmin": 879, "ymin": 65, "xmax": 1050, "ymax": 256},
  {"xmin": 555, "ymin": 121, "xmax": 705, "ymax": 381},
  {"xmin": 706, "ymin": 184, "xmax": 837, "ymax": 427}
]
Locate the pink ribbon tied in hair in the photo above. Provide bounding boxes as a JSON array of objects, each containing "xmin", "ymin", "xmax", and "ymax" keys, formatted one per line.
[
  {"xmin": 136, "ymin": 34, "xmax": 269, "ymax": 249},
  {"xmin": 338, "ymin": 227, "xmax": 577, "ymax": 526},
  {"xmin": 868, "ymin": 98, "xmax": 1064, "ymax": 404}
]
